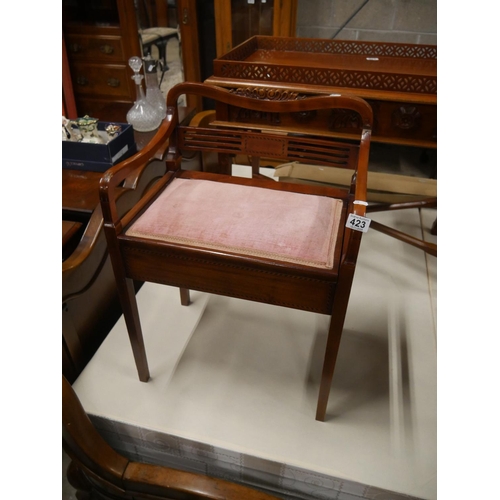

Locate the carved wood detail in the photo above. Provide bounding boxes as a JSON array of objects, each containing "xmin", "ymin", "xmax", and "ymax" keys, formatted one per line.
[
  {"xmin": 392, "ymin": 105, "xmax": 421, "ymax": 130},
  {"xmin": 217, "ymin": 37, "xmax": 436, "ymax": 95},
  {"xmin": 220, "ymin": 64, "xmax": 436, "ymax": 94},
  {"xmin": 255, "ymin": 38, "xmax": 437, "ymax": 58},
  {"xmin": 221, "ymin": 37, "xmax": 436, "ymax": 60},
  {"xmin": 229, "ymin": 86, "xmax": 304, "ymax": 101},
  {"xmin": 329, "ymin": 109, "xmax": 363, "ymax": 130}
]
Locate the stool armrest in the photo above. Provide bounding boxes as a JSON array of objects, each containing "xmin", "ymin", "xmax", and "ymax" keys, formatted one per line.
[{"xmin": 100, "ymin": 110, "xmax": 178, "ymax": 227}]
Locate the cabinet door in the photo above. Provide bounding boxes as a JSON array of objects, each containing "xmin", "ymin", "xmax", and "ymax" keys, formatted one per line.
[
  {"xmin": 214, "ymin": 0, "xmax": 297, "ymax": 56},
  {"xmin": 177, "ymin": 0, "xmax": 297, "ymax": 110}
]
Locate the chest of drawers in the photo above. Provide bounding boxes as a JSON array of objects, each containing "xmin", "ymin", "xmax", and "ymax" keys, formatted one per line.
[{"xmin": 63, "ymin": 0, "xmax": 142, "ymax": 122}]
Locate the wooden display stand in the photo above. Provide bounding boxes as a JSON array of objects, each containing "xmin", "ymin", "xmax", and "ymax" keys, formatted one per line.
[{"xmin": 206, "ymin": 36, "xmax": 437, "ymax": 148}]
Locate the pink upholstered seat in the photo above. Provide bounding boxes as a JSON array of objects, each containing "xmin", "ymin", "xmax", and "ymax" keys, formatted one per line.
[{"xmin": 126, "ymin": 178, "xmax": 344, "ymax": 269}]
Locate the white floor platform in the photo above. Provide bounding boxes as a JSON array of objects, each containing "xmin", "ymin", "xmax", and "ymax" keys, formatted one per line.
[{"xmin": 72, "ymin": 198, "xmax": 437, "ymax": 500}]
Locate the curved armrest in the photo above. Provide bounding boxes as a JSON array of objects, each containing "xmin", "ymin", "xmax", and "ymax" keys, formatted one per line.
[
  {"xmin": 100, "ymin": 113, "xmax": 177, "ymax": 227},
  {"xmin": 62, "ymin": 191, "xmax": 134, "ymax": 301},
  {"xmin": 63, "ymin": 376, "xmax": 128, "ymax": 486}
]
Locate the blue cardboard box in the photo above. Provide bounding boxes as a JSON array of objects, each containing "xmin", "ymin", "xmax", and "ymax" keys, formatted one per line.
[{"xmin": 62, "ymin": 122, "xmax": 137, "ymax": 172}]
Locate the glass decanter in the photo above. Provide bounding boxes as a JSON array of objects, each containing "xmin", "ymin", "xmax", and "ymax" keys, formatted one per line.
[
  {"xmin": 126, "ymin": 56, "xmax": 162, "ymax": 132},
  {"xmin": 143, "ymin": 56, "xmax": 166, "ymax": 119}
]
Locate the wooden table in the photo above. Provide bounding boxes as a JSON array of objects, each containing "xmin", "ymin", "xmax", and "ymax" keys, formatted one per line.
[{"xmin": 206, "ymin": 36, "xmax": 437, "ymax": 149}]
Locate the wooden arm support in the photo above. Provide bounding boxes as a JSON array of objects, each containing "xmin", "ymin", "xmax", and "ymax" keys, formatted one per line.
[{"xmin": 99, "ymin": 113, "xmax": 177, "ymax": 226}]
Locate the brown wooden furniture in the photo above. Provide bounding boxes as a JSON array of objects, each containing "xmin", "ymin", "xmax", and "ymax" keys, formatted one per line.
[
  {"xmin": 62, "ymin": 0, "xmax": 142, "ymax": 123},
  {"xmin": 213, "ymin": 0, "xmax": 297, "ymax": 57},
  {"xmin": 207, "ymin": 36, "xmax": 437, "ymax": 149},
  {"xmin": 176, "ymin": 1, "xmax": 297, "ymax": 111},
  {"xmin": 366, "ymin": 198, "xmax": 437, "ymax": 256},
  {"xmin": 100, "ymin": 81, "xmax": 373, "ymax": 421},
  {"xmin": 63, "ymin": 33, "xmax": 78, "ymax": 119},
  {"xmin": 63, "ymin": 376, "xmax": 281, "ymax": 500}
]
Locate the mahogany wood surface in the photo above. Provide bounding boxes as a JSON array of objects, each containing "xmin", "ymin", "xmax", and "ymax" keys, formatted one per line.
[
  {"xmin": 100, "ymin": 82, "xmax": 373, "ymax": 421},
  {"xmin": 62, "ymin": 220, "xmax": 83, "ymax": 247},
  {"xmin": 370, "ymin": 219, "xmax": 437, "ymax": 256},
  {"xmin": 367, "ymin": 197, "xmax": 437, "ymax": 255},
  {"xmin": 245, "ymin": 50, "xmax": 435, "ymax": 76},
  {"xmin": 63, "ymin": 376, "xmax": 281, "ymax": 499},
  {"xmin": 63, "ymin": 220, "xmax": 83, "ymax": 261},
  {"xmin": 63, "ymin": 169, "xmax": 104, "ymax": 217}
]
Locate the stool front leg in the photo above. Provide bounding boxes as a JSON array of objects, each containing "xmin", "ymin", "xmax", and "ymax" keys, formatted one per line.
[
  {"xmin": 119, "ymin": 277, "xmax": 150, "ymax": 382},
  {"xmin": 316, "ymin": 266, "xmax": 356, "ymax": 421}
]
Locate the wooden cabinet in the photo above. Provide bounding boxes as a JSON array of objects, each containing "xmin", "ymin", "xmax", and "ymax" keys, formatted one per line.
[
  {"xmin": 213, "ymin": 0, "xmax": 297, "ymax": 56},
  {"xmin": 62, "ymin": 0, "xmax": 142, "ymax": 122},
  {"xmin": 177, "ymin": 0, "xmax": 297, "ymax": 111}
]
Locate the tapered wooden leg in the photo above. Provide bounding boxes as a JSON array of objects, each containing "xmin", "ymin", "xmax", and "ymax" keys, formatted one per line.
[
  {"xmin": 251, "ymin": 155, "xmax": 260, "ymax": 177},
  {"xmin": 316, "ymin": 265, "xmax": 356, "ymax": 421},
  {"xmin": 316, "ymin": 314, "xmax": 345, "ymax": 421},
  {"xmin": 104, "ymin": 223, "xmax": 150, "ymax": 382},
  {"xmin": 118, "ymin": 277, "xmax": 150, "ymax": 382},
  {"xmin": 430, "ymin": 218, "xmax": 437, "ymax": 235},
  {"xmin": 180, "ymin": 288, "xmax": 191, "ymax": 306}
]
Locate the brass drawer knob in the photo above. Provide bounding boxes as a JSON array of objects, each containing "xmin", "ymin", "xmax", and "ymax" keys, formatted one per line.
[
  {"xmin": 107, "ymin": 78, "xmax": 120, "ymax": 88},
  {"xmin": 76, "ymin": 76, "xmax": 89, "ymax": 86},
  {"xmin": 100, "ymin": 44, "xmax": 114, "ymax": 55},
  {"xmin": 69, "ymin": 43, "xmax": 83, "ymax": 53}
]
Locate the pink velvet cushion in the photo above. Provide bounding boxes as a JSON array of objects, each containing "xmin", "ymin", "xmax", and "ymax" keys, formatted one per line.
[{"xmin": 126, "ymin": 178, "xmax": 343, "ymax": 269}]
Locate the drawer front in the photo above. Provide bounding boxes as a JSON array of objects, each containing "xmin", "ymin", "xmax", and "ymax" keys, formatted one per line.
[
  {"xmin": 74, "ymin": 97, "xmax": 132, "ymax": 123},
  {"xmin": 65, "ymin": 34, "xmax": 124, "ymax": 62},
  {"xmin": 71, "ymin": 63, "xmax": 132, "ymax": 98},
  {"xmin": 368, "ymin": 100, "xmax": 437, "ymax": 146}
]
